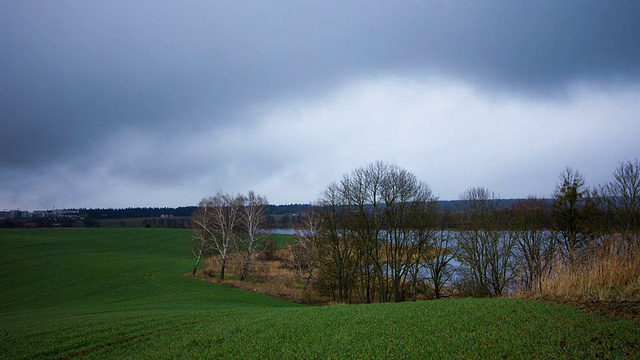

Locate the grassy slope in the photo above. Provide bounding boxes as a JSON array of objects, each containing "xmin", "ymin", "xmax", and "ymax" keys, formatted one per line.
[
  {"xmin": 1, "ymin": 229, "xmax": 638, "ymax": 359},
  {"xmin": 0, "ymin": 229, "xmax": 296, "ymax": 359}
]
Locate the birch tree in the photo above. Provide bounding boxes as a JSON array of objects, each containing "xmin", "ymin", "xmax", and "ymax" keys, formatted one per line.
[
  {"xmin": 236, "ymin": 191, "xmax": 269, "ymax": 281},
  {"xmin": 197, "ymin": 192, "xmax": 243, "ymax": 280},
  {"xmin": 191, "ymin": 200, "xmax": 214, "ymax": 275},
  {"xmin": 289, "ymin": 210, "xmax": 321, "ymax": 289}
]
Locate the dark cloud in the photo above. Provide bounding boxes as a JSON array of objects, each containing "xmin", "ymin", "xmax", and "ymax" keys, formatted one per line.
[{"xmin": 1, "ymin": 1, "xmax": 640, "ymax": 208}]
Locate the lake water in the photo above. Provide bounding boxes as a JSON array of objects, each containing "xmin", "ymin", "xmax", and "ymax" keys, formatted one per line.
[{"xmin": 260, "ymin": 229, "xmax": 297, "ymax": 235}]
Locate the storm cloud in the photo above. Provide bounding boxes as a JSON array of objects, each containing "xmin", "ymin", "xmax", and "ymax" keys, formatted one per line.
[{"xmin": 1, "ymin": 1, "xmax": 640, "ymax": 209}]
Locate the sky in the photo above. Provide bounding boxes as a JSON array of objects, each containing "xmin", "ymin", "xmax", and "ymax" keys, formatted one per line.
[{"xmin": 1, "ymin": 1, "xmax": 640, "ymax": 210}]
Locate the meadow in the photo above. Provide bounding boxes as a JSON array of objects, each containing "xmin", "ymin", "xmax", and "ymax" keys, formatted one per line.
[{"xmin": 1, "ymin": 228, "xmax": 638, "ymax": 359}]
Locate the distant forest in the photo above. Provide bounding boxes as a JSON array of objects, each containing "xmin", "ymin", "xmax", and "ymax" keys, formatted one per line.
[
  {"xmin": 1, "ymin": 200, "xmax": 546, "ymax": 229},
  {"xmin": 80, "ymin": 200, "xmax": 537, "ymax": 219},
  {"xmin": 82, "ymin": 204, "xmax": 313, "ymax": 219}
]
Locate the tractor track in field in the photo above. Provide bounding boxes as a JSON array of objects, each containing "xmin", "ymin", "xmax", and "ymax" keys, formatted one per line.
[
  {"xmin": 142, "ymin": 261, "xmax": 183, "ymax": 291},
  {"xmin": 55, "ymin": 312, "xmax": 243, "ymax": 359},
  {"xmin": 55, "ymin": 320, "xmax": 202, "ymax": 360}
]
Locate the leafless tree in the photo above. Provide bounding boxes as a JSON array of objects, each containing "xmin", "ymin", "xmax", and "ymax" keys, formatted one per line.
[
  {"xmin": 343, "ymin": 161, "xmax": 387, "ymax": 303},
  {"xmin": 315, "ymin": 182, "xmax": 357, "ymax": 303},
  {"xmin": 599, "ymin": 159, "xmax": 640, "ymax": 257},
  {"xmin": 195, "ymin": 191, "xmax": 243, "ymax": 280},
  {"xmin": 236, "ymin": 191, "xmax": 269, "ymax": 281},
  {"xmin": 456, "ymin": 187, "xmax": 515, "ymax": 297},
  {"xmin": 510, "ymin": 197, "xmax": 553, "ymax": 294},
  {"xmin": 191, "ymin": 199, "xmax": 214, "ymax": 275},
  {"xmin": 314, "ymin": 161, "xmax": 438, "ymax": 303},
  {"xmin": 380, "ymin": 165, "xmax": 438, "ymax": 302},
  {"xmin": 423, "ymin": 210, "xmax": 458, "ymax": 299},
  {"xmin": 289, "ymin": 210, "xmax": 321, "ymax": 289}
]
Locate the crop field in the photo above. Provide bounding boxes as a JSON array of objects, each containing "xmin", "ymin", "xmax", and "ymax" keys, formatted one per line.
[{"xmin": 1, "ymin": 229, "xmax": 639, "ymax": 359}]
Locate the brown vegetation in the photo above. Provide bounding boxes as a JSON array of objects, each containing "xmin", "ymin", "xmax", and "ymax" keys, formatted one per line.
[
  {"xmin": 538, "ymin": 236, "xmax": 640, "ymax": 302},
  {"xmin": 192, "ymin": 249, "xmax": 331, "ymax": 305},
  {"xmin": 517, "ymin": 234, "xmax": 640, "ymax": 321}
]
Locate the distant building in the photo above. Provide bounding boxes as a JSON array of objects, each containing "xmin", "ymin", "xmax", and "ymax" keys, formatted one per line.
[
  {"xmin": 32, "ymin": 211, "xmax": 48, "ymax": 218},
  {"xmin": 1, "ymin": 210, "xmax": 49, "ymax": 219}
]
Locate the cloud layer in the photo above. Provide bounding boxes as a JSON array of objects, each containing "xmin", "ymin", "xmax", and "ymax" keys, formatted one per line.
[{"xmin": 1, "ymin": 1, "xmax": 639, "ymax": 209}]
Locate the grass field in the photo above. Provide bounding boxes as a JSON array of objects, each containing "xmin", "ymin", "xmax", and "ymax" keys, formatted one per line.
[{"xmin": 1, "ymin": 229, "xmax": 639, "ymax": 359}]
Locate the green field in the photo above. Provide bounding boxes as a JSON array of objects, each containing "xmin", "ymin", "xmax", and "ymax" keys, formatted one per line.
[{"xmin": 1, "ymin": 229, "xmax": 638, "ymax": 359}]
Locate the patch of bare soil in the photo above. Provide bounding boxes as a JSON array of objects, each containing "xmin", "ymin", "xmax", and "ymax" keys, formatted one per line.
[
  {"xmin": 572, "ymin": 300, "xmax": 640, "ymax": 321},
  {"xmin": 541, "ymin": 297, "xmax": 640, "ymax": 321}
]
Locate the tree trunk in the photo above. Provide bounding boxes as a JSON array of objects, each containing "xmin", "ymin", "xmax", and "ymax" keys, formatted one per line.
[
  {"xmin": 304, "ymin": 268, "xmax": 313, "ymax": 290},
  {"xmin": 192, "ymin": 251, "xmax": 202, "ymax": 275},
  {"xmin": 241, "ymin": 250, "xmax": 252, "ymax": 281}
]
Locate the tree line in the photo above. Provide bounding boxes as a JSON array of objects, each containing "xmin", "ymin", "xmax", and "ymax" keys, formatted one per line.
[
  {"xmin": 0, "ymin": 204, "xmax": 310, "ymax": 229},
  {"xmin": 77, "ymin": 205, "xmax": 309, "ymax": 228},
  {"xmin": 193, "ymin": 159, "xmax": 640, "ymax": 303}
]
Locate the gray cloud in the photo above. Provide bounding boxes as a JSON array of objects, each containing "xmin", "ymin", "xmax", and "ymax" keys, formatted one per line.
[{"xmin": 1, "ymin": 1, "xmax": 640, "ymax": 208}]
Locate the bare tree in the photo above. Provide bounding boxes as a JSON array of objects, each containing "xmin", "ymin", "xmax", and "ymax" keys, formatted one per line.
[
  {"xmin": 456, "ymin": 187, "xmax": 515, "ymax": 297},
  {"xmin": 236, "ymin": 191, "xmax": 269, "ymax": 281},
  {"xmin": 380, "ymin": 165, "xmax": 437, "ymax": 302},
  {"xmin": 424, "ymin": 210, "xmax": 458, "ymax": 299},
  {"xmin": 314, "ymin": 161, "xmax": 438, "ymax": 303},
  {"xmin": 315, "ymin": 182, "xmax": 357, "ymax": 303},
  {"xmin": 199, "ymin": 192, "xmax": 243, "ymax": 280},
  {"xmin": 511, "ymin": 197, "xmax": 553, "ymax": 294},
  {"xmin": 191, "ymin": 200, "xmax": 214, "ymax": 275},
  {"xmin": 599, "ymin": 159, "xmax": 640, "ymax": 257},
  {"xmin": 344, "ymin": 161, "xmax": 387, "ymax": 303},
  {"xmin": 289, "ymin": 210, "xmax": 321, "ymax": 289},
  {"xmin": 456, "ymin": 187, "xmax": 492, "ymax": 297},
  {"xmin": 553, "ymin": 167, "xmax": 588, "ymax": 268}
]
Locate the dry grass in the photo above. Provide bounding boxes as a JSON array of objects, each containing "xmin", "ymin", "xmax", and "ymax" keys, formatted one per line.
[
  {"xmin": 195, "ymin": 249, "xmax": 329, "ymax": 305},
  {"xmin": 540, "ymin": 238, "xmax": 640, "ymax": 301}
]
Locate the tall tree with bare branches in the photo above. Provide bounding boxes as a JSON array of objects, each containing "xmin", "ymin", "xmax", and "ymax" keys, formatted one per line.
[
  {"xmin": 193, "ymin": 192, "xmax": 243, "ymax": 280},
  {"xmin": 191, "ymin": 199, "xmax": 214, "ymax": 275},
  {"xmin": 380, "ymin": 164, "xmax": 438, "ymax": 302},
  {"xmin": 511, "ymin": 197, "xmax": 553, "ymax": 294},
  {"xmin": 236, "ymin": 191, "xmax": 269, "ymax": 281},
  {"xmin": 315, "ymin": 182, "xmax": 357, "ymax": 303},
  {"xmin": 424, "ymin": 210, "xmax": 458, "ymax": 299},
  {"xmin": 599, "ymin": 159, "xmax": 640, "ymax": 257},
  {"xmin": 456, "ymin": 187, "xmax": 515, "ymax": 297},
  {"xmin": 314, "ymin": 161, "xmax": 438, "ymax": 303},
  {"xmin": 289, "ymin": 210, "xmax": 321, "ymax": 289}
]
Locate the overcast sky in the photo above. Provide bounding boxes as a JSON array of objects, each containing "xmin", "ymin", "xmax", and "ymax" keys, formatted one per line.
[{"xmin": 2, "ymin": 1, "xmax": 640, "ymax": 210}]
